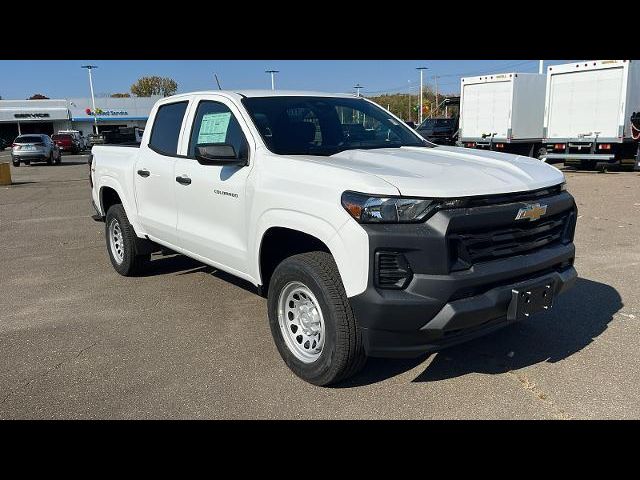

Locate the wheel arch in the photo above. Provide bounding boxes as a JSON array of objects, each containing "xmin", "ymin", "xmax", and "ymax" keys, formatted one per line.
[{"xmin": 253, "ymin": 209, "xmax": 369, "ymax": 297}]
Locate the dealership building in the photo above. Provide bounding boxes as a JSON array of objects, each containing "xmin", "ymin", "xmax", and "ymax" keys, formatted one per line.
[{"xmin": 0, "ymin": 96, "xmax": 161, "ymax": 141}]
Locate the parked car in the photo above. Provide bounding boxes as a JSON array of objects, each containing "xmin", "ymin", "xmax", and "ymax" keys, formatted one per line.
[
  {"xmin": 416, "ymin": 116, "xmax": 459, "ymax": 145},
  {"xmin": 57, "ymin": 130, "xmax": 87, "ymax": 151},
  {"xmin": 11, "ymin": 134, "xmax": 61, "ymax": 166},
  {"xmin": 0, "ymin": 137, "xmax": 8, "ymax": 151},
  {"xmin": 87, "ymin": 133, "xmax": 106, "ymax": 148},
  {"xmin": 90, "ymin": 90, "xmax": 577, "ymax": 386},
  {"xmin": 52, "ymin": 133, "xmax": 81, "ymax": 154}
]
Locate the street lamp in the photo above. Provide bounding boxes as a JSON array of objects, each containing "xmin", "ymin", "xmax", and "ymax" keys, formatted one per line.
[
  {"xmin": 416, "ymin": 66, "xmax": 428, "ymax": 125},
  {"xmin": 353, "ymin": 83, "xmax": 363, "ymax": 97},
  {"xmin": 265, "ymin": 70, "xmax": 279, "ymax": 90},
  {"xmin": 81, "ymin": 65, "xmax": 99, "ymax": 134}
]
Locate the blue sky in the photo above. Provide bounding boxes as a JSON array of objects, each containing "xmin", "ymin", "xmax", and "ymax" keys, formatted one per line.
[{"xmin": 0, "ymin": 60, "xmax": 576, "ymax": 99}]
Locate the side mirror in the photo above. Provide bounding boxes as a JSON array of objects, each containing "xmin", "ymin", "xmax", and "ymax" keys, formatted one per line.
[{"xmin": 195, "ymin": 143, "xmax": 246, "ymax": 166}]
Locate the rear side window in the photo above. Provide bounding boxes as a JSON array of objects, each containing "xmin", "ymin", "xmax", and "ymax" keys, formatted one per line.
[{"xmin": 149, "ymin": 101, "xmax": 188, "ymax": 156}]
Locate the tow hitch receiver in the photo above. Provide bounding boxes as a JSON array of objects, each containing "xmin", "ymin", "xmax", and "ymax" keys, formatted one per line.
[{"xmin": 507, "ymin": 282, "xmax": 555, "ymax": 321}]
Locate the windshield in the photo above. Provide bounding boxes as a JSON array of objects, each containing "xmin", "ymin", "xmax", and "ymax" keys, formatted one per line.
[
  {"xmin": 52, "ymin": 134, "xmax": 72, "ymax": 141},
  {"xmin": 242, "ymin": 96, "xmax": 431, "ymax": 156},
  {"xmin": 418, "ymin": 118, "xmax": 455, "ymax": 129}
]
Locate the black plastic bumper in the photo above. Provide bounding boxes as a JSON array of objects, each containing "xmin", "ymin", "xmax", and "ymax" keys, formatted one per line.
[{"xmin": 349, "ymin": 190, "xmax": 578, "ymax": 358}]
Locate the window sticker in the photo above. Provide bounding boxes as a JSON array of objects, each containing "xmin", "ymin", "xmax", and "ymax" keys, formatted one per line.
[{"xmin": 197, "ymin": 112, "xmax": 231, "ymax": 144}]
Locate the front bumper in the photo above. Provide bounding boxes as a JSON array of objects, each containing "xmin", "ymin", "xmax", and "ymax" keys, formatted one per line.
[{"xmin": 349, "ymin": 190, "xmax": 578, "ymax": 358}]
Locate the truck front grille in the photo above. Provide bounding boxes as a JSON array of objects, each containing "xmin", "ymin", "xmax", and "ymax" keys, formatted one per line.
[{"xmin": 450, "ymin": 210, "xmax": 576, "ymax": 266}]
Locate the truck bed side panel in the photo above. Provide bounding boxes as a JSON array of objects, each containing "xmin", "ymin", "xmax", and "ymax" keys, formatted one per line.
[{"xmin": 510, "ymin": 74, "xmax": 545, "ymax": 140}]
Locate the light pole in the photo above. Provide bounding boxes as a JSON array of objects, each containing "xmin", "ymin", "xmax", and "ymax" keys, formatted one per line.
[
  {"xmin": 416, "ymin": 66, "xmax": 428, "ymax": 125},
  {"xmin": 265, "ymin": 70, "xmax": 279, "ymax": 90},
  {"xmin": 81, "ymin": 65, "xmax": 99, "ymax": 134},
  {"xmin": 539, "ymin": 60, "xmax": 544, "ymax": 74},
  {"xmin": 353, "ymin": 83, "xmax": 363, "ymax": 97},
  {"xmin": 432, "ymin": 75, "xmax": 439, "ymax": 117}
]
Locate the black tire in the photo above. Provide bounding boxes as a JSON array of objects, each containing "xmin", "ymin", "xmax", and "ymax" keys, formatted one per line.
[
  {"xmin": 267, "ymin": 251, "xmax": 366, "ymax": 386},
  {"xmin": 55, "ymin": 151, "xmax": 62, "ymax": 164},
  {"xmin": 46, "ymin": 152, "xmax": 53, "ymax": 165},
  {"xmin": 24, "ymin": 160, "xmax": 30, "ymax": 166},
  {"xmin": 105, "ymin": 204, "xmax": 149, "ymax": 276},
  {"xmin": 12, "ymin": 160, "xmax": 19, "ymax": 167}
]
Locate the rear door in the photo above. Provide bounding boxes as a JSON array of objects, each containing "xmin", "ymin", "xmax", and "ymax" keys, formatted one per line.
[
  {"xmin": 461, "ymin": 80, "xmax": 512, "ymax": 139},
  {"xmin": 547, "ymin": 66, "xmax": 625, "ymax": 139},
  {"xmin": 134, "ymin": 100, "xmax": 189, "ymax": 246}
]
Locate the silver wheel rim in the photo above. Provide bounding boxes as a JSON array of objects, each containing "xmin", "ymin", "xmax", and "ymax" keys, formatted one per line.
[
  {"xmin": 277, "ymin": 281, "xmax": 325, "ymax": 363},
  {"xmin": 108, "ymin": 218, "xmax": 125, "ymax": 264}
]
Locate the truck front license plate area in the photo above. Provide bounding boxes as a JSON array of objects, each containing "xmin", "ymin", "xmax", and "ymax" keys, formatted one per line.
[{"xmin": 507, "ymin": 282, "xmax": 555, "ymax": 321}]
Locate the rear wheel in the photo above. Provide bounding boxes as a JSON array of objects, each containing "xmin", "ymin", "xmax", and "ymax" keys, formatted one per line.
[
  {"xmin": 267, "ymin": 251, "xmax": 366, "ymax": 386},
  {"xmin": 105, "ymin": 204, "xmax": 149, "ymax": 276},
  {"xmin": 12, "ymin": 159, "xmax": 19, "ymax": 167},
  {"xmin": 24, "ymin": 160, "xmax": 30, "ymax": 166},
  {"xmin": 47, "ymin": 152, "xmax": 53, "ymax": 165}
]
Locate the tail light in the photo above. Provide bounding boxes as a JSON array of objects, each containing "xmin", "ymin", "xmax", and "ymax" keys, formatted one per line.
[
  {"xmin": 12, "ymin": 144, "xmax": 20, "ymax": 149},
  {"xmin": 495, "ymin": 143, "xmax": 504, "ymax": 148},
  {"xmin": 598, "ymin": 144, "xmax": 611, "ymax": 150},
  {"xmin": 374, "ymin": 252, "xmax": 412, "ymax": 289},
  {"xmin": 88, "ymin": 153, "xmax": 94, "ymax": 188},
  {"xmin": 464, "ymin": 142, "xmax": 476, "ymax": 148},
  {"xmin": 554, "ymin": 143, "xmax": 566, "ymax": 150}
]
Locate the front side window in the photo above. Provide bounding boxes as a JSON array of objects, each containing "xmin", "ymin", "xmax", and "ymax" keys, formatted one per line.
[
  {"xmin": 188, "ymin": 100, "xmax": 249, "ymax": 160},
  {"xmin": 149, "ymin": 101, "xmax": 188, "ymax": 156},
  {"xmin": 242, "ymin": 96, "xmax": 431, "ymax": 156}
]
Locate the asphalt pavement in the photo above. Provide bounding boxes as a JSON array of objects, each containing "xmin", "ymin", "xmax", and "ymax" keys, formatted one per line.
[{"xmin": 0, "ymin": 152, "xmax": 638, "ymax": 419}]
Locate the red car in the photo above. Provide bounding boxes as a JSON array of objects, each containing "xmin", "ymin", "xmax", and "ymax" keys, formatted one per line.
[{"xmin": 51, "ymin": 133, "xmax": 80, "ymax": 154}]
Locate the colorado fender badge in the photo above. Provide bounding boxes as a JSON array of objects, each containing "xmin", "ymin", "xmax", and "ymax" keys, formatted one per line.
[{"xmin": 515, "ymin": 203, "xmax": 548, "ymax": 221}]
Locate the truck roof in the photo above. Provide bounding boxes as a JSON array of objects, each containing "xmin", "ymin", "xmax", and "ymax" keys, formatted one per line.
[
  {"xmin": 547, "ymin": 60, "xmax": 630, "ymax": 75},
  {"xmin": 461, "ymin": 72, "xmax": 543, "ymax": 84},
  {"xmin": 161, "ymin": 90, "xmax": 357, "ymax": 102}
]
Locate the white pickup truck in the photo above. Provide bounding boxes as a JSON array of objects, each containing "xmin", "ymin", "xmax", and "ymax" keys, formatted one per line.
[{"xmin": 90, "ymin": 90, "xmax": 578, "ymax": 385}]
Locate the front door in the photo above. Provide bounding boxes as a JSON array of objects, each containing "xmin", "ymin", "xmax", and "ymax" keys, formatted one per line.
[{"xmin": 173, "ymin": 98, "xmax": 254, "ymax": 274}]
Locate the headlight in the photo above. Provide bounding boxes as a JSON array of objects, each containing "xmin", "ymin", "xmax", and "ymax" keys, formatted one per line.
[{"xmin": 341, "ymin": 191, "xmax": 440, "ymax": 223}]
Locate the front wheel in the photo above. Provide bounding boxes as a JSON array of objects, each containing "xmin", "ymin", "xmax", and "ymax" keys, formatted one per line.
[
  {"xmin": 267, "ymin": 251, "xmax": 366, "ymax": 386},
  {"xmin": 105, "ymin": 204, "xmax": 149, "ymax": 276}
]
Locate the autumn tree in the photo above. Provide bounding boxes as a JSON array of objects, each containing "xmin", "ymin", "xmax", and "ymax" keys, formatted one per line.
[
  {"xmin": 130, "ymin": 76, "xmax": 178, "ymax": 97},
  {"xmin": 110, "ymin": 92, "xmax": 131, "ymax": 98},
  {"xmin": 28, "ymin": 94, "xmax": 50, "ymax": 100}
]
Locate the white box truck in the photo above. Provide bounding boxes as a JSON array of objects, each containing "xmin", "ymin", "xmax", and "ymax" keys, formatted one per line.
[
  {"xmin": 540, "ymin": 60, "xmax": 640, "ymax": 170},
  {"xmin": 459, "ymin": 73, "xmax": 546, "ymax": 157}
]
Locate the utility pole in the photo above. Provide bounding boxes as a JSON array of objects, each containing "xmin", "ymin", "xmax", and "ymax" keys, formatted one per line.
[
  {"xmin": 353, "ymin": 83, "xmax": 363, "ymax": 97},
  {"xmin": 539, "ymin": 60, "xmax": 544, "ymax": 74},
  {"xmin": 433, "ymin": 75, "xmax": 439, "ymax": 118},
  {"xmin": 81, "ymin": 65, "xmax": 99, "ymax": 134},
  {"xmin": 416, "ymin": 66, "xmax": 428, "ymax": 125},
  {"xmin": 214, "ymin": 73, "xmax": 222, "ymax": 90},
  {"xmin": 265, "ymin": 70, "xmax": 279, "ymax": 90}
]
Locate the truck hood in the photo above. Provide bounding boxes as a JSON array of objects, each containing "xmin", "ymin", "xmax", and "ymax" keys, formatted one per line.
[{"xmin": 327, "ymin": 146, "xmax": 564, "ymax": 197}]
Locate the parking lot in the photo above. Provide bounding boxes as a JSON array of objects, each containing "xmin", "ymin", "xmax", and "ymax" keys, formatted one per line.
[{"xmin": 0, "ymin": 150, "xmax": 638, "ymax": 419}]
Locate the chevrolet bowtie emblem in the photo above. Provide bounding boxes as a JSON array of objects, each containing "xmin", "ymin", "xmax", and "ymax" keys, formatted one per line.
[{"xmin": 515, "ymin": 203, "xmax": 548, "ymax": 221}]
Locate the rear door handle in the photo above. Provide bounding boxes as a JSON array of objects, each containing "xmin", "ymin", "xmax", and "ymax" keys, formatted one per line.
[
  {"xmin": 175, "ymin": 175, "xmax": 192, "ymax": 185},
  {"xmin": 137, "ymin": 169, "xmax": 150, "ymax": 178}
]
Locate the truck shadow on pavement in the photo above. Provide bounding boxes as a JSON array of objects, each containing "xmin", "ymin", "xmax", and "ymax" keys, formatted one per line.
[
  {"xmin": 339, "ymin": 278, "xmax": 622, "ymax": 387},
  {"xmin": 140, "ymin": 253, "xmax": 261, "ymax": 294}
]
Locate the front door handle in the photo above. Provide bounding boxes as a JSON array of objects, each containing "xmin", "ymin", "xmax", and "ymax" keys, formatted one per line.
[
  {"xmin": 175, "ymin": 175, "xmax": 192, "ymax": 185},
  {"xmin": 137, "ymin": 169, "xmax": 150, "ymax": 178}
]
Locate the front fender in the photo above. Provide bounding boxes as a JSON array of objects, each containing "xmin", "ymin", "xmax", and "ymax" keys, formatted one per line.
[{"xmin": 252, "ymin": 209, "xmax": 369, "ymax": 297}]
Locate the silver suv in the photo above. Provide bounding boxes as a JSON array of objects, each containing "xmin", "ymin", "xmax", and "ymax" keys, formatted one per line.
[{"xmin": 11, "ymin": 134, "xmax": 61, "ymax": 166}]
